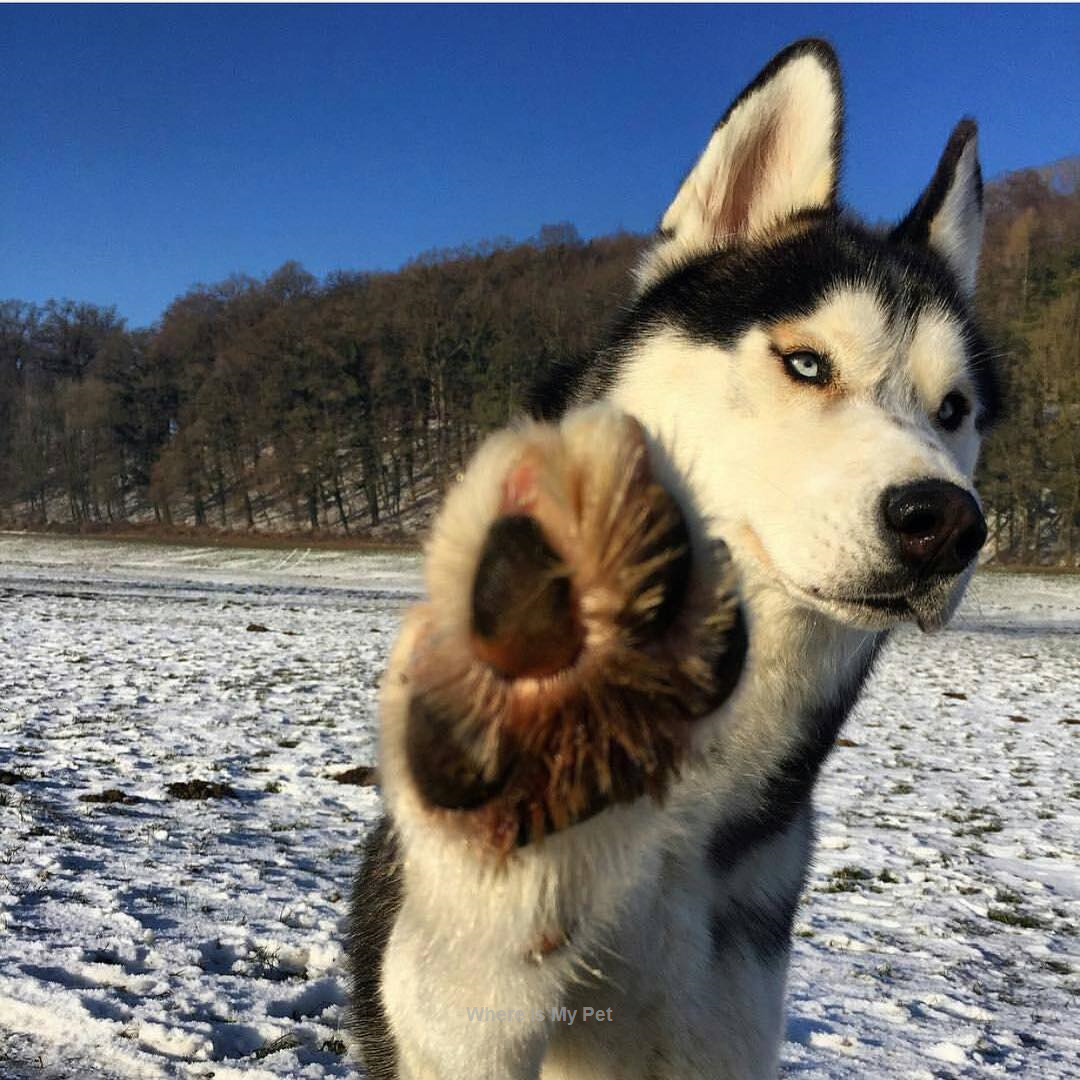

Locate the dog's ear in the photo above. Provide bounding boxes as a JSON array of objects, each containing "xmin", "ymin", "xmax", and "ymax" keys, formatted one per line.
[
  {"xmin": 891, "ymin": 120, "xmax": 984, "ymax": 297},
  {"xmin": 638, "ymin": 39, "xmax": 842, "ymax": 288}
]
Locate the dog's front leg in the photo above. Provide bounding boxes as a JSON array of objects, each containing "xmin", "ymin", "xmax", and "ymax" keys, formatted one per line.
[{"xmin": 365, "ymin": 405, "xmax": 744, "ymax": 1080}]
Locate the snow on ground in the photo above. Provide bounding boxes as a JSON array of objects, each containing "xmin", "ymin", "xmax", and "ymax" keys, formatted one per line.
[{"xmin": 0, "ymin": 534, "xmax": 1076, "ymax": 1078}]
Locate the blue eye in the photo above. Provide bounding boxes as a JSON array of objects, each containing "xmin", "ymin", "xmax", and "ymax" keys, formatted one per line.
[
  {"xmin": 782, "ymin": 350, "xmax": 830, "ymax": 385},
  {"xmin": 936, "ymin": 391, "xmax": 969, "ymax": 432}
]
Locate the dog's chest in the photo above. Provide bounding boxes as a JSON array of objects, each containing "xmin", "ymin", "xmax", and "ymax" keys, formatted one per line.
[{"xmin": 535, "ymin": 763, "xmax": 811, "ymax": 1080}]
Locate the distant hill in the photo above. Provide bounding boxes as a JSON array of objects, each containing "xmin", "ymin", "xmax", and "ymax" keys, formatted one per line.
[
  {"xmin": 977, "ymin": 156, "xmax": 1079, "ymax": 564},
  {"xmin": 0, "ymin": 161, "xmax": 1077, "ymax": 564}
]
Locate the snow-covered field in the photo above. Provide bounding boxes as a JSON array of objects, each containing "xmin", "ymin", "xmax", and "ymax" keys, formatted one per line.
[{"xmin": 0, "ymin": 534, "xmax": 1076, "ymax": 1079}]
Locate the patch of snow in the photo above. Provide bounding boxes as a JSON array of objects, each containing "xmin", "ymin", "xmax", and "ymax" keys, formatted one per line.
[
  {"xmin": 927, "ymin": 1041, "xmax": 968, "ymax": 1064},
  {"xmin": 1, "ymin": 538, "xmax": 1077, "ymax": 1078}
]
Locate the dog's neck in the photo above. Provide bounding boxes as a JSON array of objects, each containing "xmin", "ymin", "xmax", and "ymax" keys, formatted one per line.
[
  {"xmin": 682, "ymin": 555, "xmax": 881, "ymax": 845},
  {"xmin": 734, "ymin": 556, "xmax": 879, "ymax": 718}
]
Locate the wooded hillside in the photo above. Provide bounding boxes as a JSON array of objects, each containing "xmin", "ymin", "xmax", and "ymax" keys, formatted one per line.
[
  {"xmin": 1, "ymin": 163, "xmax": 1077, "ymax": 564},
  {"xmin": 976, "ymin": 159, "xmax": 1080, "ymax": 564}
]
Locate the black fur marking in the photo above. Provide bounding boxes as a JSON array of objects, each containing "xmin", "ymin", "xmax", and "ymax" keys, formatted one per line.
[
  {"xmin": 711, "ymin": 602, "xmax": 748, "ymax": 708},
  {"xmin": 529, "ymin": 214, "xmax": 1000, "ymax": 432},
  {"xmin": 707, "ymin": 636, "xmax": 883, "ymax": 872},
  {"xmin": 347, "ymin": 816, "xmax": 404, "ymax": 1080},
  {"xmin": 710, "ymin": 887, "xmax": 803, "ymax": 965},
  {"xmin": 526, "ymin": 349, "xmax": 597, "ymax": 421},
  {"xmin": 630, "ymin": 219, "xmax": 971, "ymax": 355}
]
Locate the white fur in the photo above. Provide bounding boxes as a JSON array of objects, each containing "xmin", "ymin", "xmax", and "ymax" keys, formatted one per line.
[
  {"xmin": 377, "ymin": 504, "xmax": 873, "ymax": 1079},
  {"xmin": 364, "ymin": 41, "xmax": 990, "ymax": 1080},
  {"xmin": 377, "ymin": 409, "xmax": 734, "ymax": 1079},
  {"xmin": 609, "ymin": 315, "xmax": 978, "ymax": 631}
]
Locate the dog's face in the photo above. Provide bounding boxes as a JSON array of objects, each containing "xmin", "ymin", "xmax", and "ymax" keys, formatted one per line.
[{"xmin": 604, "ymin": 41, "xmax": 1000, "ymax": 632}]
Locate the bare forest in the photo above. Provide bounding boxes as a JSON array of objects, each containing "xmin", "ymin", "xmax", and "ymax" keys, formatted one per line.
[{"xmin": 1, "ymin": 163, "xmax": 1077, "ymax": 565}]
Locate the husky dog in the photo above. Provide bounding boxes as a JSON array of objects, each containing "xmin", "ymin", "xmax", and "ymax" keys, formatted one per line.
[{"xmin": 348, "ymin": 39, "xmax": 1000, "ymax": 1080}]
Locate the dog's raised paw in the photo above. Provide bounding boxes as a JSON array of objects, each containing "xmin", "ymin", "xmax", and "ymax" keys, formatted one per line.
[{"xmin": 386, "ymin": 405, "xmax": 745, "ymax": 855}]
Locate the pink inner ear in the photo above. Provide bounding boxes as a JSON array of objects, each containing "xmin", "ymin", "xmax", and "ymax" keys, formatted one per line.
[
  {"xmin": 713, "ymin": 115, "xmax": 780, "ymax": 241},
  {"xmin": 501, "ymin": 458, "xmax": 540, "ymax": 513}
]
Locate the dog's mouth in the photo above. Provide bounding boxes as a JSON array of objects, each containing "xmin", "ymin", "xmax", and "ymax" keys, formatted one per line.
[
  {"xmin": 793, "ymin": 584, "xmax": 910, "ymax": 628},
  {"xmin": 735, "ymin": 524, "xmax": 963, "ymax": 632},
  {"xmin": 816, "ymin": 590, "xmax": 911, "ymax": 624},
  {"xmin": 835, "ymin": 593, "xmax": 909, "ymax": 614},
  {"xmin": 792, "ymin": 580, "xmax": 961, "ymax": 633}
]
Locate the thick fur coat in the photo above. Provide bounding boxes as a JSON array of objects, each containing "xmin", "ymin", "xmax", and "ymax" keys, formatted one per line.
[{"xmin": 348, "ymin": 39, "xmax": 1000, "ymax": 1080}]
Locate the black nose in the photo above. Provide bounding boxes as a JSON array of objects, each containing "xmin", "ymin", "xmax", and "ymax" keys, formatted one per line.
[{"xmin": 882, "ymin": 480, "xmax": 987, "ymax": 576}]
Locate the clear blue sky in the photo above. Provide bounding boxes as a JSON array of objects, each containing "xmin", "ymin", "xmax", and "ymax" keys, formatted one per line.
[{"xmin": 1, "ymin": 4, "xmax": 1076, "ymax": 328}]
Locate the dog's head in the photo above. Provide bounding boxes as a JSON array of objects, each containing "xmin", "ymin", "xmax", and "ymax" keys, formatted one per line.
[{"xmin": 600, "ymin": 40, "xmax": 1000, "ymax": 632}]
